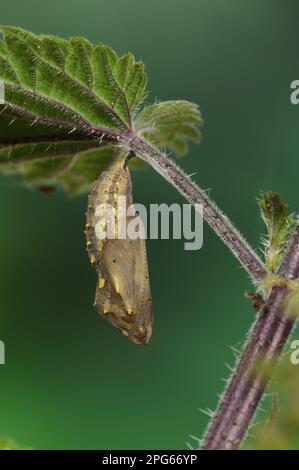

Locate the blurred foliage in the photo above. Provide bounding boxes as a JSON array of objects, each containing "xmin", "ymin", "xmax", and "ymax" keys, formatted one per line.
[
  {"xmin": 0, "ymin": 436, "xmax": 31, "ymax": 450},
  {"xmin": 244, "ymin": 354, "xmax": 299, "ymax": 450}
]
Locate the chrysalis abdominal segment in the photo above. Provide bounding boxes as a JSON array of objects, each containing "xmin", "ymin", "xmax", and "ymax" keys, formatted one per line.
[{"xmin": 85, "ymin": 158, "xmax": 153, "ymax": 345}]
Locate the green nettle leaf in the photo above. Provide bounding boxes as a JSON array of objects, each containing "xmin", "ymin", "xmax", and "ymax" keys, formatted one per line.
[
  {"xmin": 136, "ymin": 100, "xmax": 203, "ymax": 156},
  {"xmin": 0, "ymin": 26, "xmax": 202, "ymax": 194},
  {"xmin": 258, "ymin": 192, "xmax": 296, "ymax": 272}
]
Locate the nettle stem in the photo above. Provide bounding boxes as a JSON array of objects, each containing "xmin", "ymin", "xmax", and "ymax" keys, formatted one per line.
[
  {"xmin": 131, "ymin": 137, "xmax": 299, "ymax": 450},
  {"xmin": 131, "ymin": 137, "xmax": 267, "ymax": 282},
  {"xmin": 201, "ymin": 286, "xmax": 292, "ymax": 449},
  {"xmin": 201, "ymin": 226, "xmax": 299, "ymax": 449}
]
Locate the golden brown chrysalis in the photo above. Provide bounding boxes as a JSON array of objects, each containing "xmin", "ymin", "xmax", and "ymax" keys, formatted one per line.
[{"xmin": 85, "ymin": 159, "xmax": 153, "ymax": 345}]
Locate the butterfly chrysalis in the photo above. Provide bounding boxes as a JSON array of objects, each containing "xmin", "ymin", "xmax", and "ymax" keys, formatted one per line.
[{"xmin": 85, "ymin": 158, "xmax": 153, "ymax": 345}]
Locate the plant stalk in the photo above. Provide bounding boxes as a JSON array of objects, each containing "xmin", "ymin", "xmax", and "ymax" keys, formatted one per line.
[
  {"xmin": 200, "ymin": 225, "xmax": 299, "ymax": 449},
  {"xmin": 131, "ymin": 137, "xmax": 267, "ymax": 282},
  {"xmin": 130, "ymin": 137, "xmax": 299, "ymax": 450}
]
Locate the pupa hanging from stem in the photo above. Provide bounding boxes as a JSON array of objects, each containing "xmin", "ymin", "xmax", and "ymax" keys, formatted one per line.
[{"xmin": 85, "ymin": 156, "xmax": 153, "ymax": 345}]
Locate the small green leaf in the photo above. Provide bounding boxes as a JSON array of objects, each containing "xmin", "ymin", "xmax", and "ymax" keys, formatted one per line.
[
  {"xmin": 136, "ymin": 100, "xmax": 203, "ymax": 155},
  {"xmin": 258, "ymin": 192, "xmax": 295, "ymax": 272}
]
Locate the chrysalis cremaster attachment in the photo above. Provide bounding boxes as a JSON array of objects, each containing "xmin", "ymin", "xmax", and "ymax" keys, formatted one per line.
[{"xmin": 85, "ymin": 159, "xmax": 153, "ymax": 345}]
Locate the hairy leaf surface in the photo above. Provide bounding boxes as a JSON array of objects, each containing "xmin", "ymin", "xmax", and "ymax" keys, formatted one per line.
[{"xmin": 0, "ymin": 26, "xmax": 203, "ymax": 193}]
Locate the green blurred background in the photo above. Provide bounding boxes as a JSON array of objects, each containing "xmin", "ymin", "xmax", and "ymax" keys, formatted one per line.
[{"xmin": 1, "ymin": 0, "xmax": 299, "ymax": 450}]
